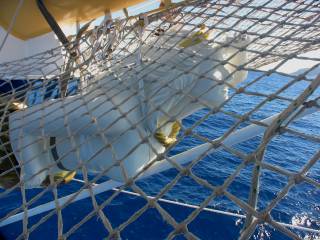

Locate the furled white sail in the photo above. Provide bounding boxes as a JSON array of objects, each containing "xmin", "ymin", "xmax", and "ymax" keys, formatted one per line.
[{"xmin": 9, "ymin": 27, "xmax": 249, "ymax": 188}]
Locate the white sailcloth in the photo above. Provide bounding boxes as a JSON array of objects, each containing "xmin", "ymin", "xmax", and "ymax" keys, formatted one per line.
[{"xmin": 9, "ymin": 28, "xmax": 249, "ymax": 188}]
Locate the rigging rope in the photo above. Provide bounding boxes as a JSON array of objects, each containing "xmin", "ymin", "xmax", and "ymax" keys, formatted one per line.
[
  {"xmin": 0, "ymin": 0, "xmax": 24, "ymax": 54},
  {"xmin": 0, "ymin": 0, "xmax": 319, "ymax": 239}
]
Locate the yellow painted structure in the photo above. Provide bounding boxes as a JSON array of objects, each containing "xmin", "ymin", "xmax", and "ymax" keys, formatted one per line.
[{"xmin": 0, "ymin": 0, "xmax": 146, "ymax": 40}]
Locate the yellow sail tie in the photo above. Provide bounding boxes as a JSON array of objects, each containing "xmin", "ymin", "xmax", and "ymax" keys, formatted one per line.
[
  {"xmin": 179, "ymin": 24, "xmax": 210, "ymax": 48},
  {"xmin": 41, "ymin": 171, "xmax": 76, "ymax": 187},
  {"xmin": 154, "ymin": 121, "xmax": 181, "ymax": 147}
]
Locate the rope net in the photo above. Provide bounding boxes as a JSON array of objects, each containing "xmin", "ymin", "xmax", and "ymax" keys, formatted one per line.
[{"xmin": 0, "ymin": 0, "xmax": 319, "ymax": 239}]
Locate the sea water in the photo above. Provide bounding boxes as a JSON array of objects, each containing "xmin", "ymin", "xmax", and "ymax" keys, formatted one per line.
[{"xmin": 0, "ymin": 70, "xmax": 319, "ymax": 239}]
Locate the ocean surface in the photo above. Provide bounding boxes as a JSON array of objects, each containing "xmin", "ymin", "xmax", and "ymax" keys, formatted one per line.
[{"xmin": 0, "ymin": 70, "xmax": 319, "ymax": 239}]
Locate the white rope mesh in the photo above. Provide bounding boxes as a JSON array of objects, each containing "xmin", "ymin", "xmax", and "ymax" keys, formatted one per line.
[{"xmin": 0, "ymin": 0, "xmax": 319, "ymax": 239}]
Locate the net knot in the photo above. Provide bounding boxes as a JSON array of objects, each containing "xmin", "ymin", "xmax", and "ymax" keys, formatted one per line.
[
  {"xmin": 91, "ymin": 117, "xmax": 97, "ymax": 124},
  {"xmin": 258, "ymin": 211, "xmax": 271, "ymax": 224},
  {"xmin": 109, "ymin": 230, "xmax": 121, "ymax": 240},
  {"xmin": 174, "ymin": 223, "xmax": 188, "ymax": 235},
  {"xmin": 268, "ymin": 94, "xmax": 276, "ymax": 101},
  {"xmin": 124, "ymin": 178, "xmax": 134, "ymax": 187},
  {"xmin": 296, "ymin": 74, "xmax": 306, "ymax": 81},
  {"xmin": 220, "ymin": 59, "xmax": 228, "ymax": 65},
  {"xmin": 140, "ymin": 138, "xmax": 148, "ymax": 144},
  {"xmin": 148, "ymin": 198, "xmax": 157, "ymax": 208},
  {"xmin": 291, "ymin": 174, "xmax": 304, "ymax": 185},
  {"xmin": 214, "ymin": 186, "xmax": 224, "ymax": 196},
  {"xmin": 180, "ymin": 168, "xmax": 191, "ymax": 177},
  {"xmin": 258, "ymin": 33, "xmax": 267, "ymax": 39},
  {"xmin": 113, "ymin": 162, "xmax": 120, "ymax": 167},
  {"xmin": 287, "ymin": 53, "xmax": 297, "ymax": 59},
  {"xmin": 236, "ymin": 87, "xmax": 245, "ymax": 94},
  {"xmin": 277, "ymin": 126, "xmax": 286, "ymax": 134},
  {"xmin": 265, "ymin": 70, "xmax": 272, "ymax": 76},
  {"xmin": 244, "ymin": 154, "xmax": 255, "ymax": 165},
  {"xmin": 240, "ymin": 113, "xmax": 249, "ymax": 122}
]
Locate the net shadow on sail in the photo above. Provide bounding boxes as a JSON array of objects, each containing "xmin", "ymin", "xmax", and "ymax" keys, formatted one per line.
[{"xmin": 0, "ymin": 0, "xmax": 319, "ymax": 239}]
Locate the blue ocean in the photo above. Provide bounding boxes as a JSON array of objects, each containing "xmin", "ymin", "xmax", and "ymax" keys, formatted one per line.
[{"xmin": 0, "ymin": 70, "xmax": 319, "ymax": 239}]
